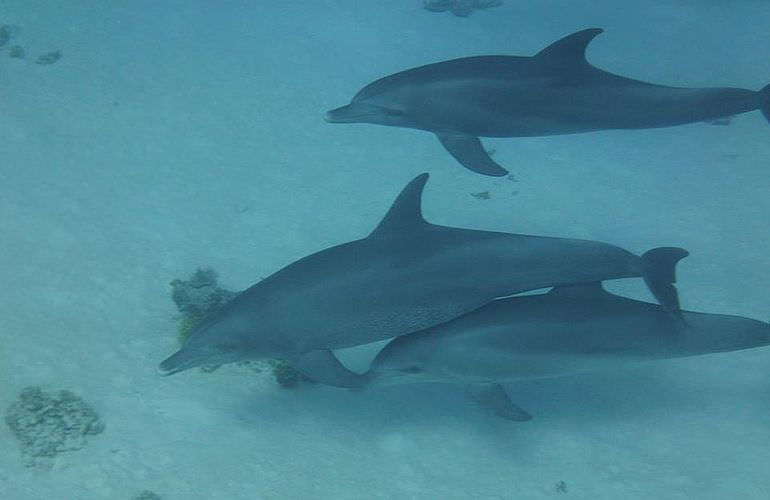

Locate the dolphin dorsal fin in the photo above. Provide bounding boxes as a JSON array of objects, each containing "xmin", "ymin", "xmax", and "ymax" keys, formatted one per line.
[
  {"xmin": 534, "ymin": 28, "xmax": 603, "ymax": 67},
  {"xmin": 548, "ymin": 282, "xmax": 607, "ymax": 298},
  {"xmin": 370, "ymin": 173, "xmax": 429, "ymax": 237}
]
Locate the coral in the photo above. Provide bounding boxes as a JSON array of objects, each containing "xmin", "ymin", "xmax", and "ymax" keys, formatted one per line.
[
  {"xmin": 170, "ymin": 268, "xmax": 311, "ymax": 387},
  {"xmin": 4, "ymin": 386, "xmax": 105, "ymax": 469},
  {"xmin": 171, "ymin": 268, "xmax": 236, "ymax": 317},
  {"xmin": 423, "ymin": 0, "xmax": 503, "ymax": 17},
  {"xmin": 170, "ymin": 268, "xmax": 238, "ymax": 344},
  {"xmin": 175, "ymin": 313, "xmax": 203, "ymax": 345}
]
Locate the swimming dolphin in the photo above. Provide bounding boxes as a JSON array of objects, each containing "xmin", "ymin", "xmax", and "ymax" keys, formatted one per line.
[
  {"xmin": 159, "ymin": 174, "xmax": 687, "ymax": 387},
  {"xmin": 325, "ymin": 28, "xmax": 770, "ymax": 176},
  {"xmin": 364, "ymin": 282, "xmax": 770, "ymax": 421}
]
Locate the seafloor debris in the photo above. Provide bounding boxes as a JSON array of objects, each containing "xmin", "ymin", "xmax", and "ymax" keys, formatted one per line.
[
  {"xmin": 133, "ymin": 491, "xmax": 163, "ymax": 500},
  {"xmin": 4, "ymin": 386, "xmax": 105, "ymax": 469},
  {"xmin": 0, "ymin": 24, "xmax": 61, "ymax": 64},
  {"xmin": 170, "ymin": 268, "xmax": 311, "ymax": 387},
  {"xmin": 8, "ymin": 45, "xmax": 24, "ymax": 59},
  {"xmin": 269, "ymin": 359, "xmax": 315, "ymax": 388},
  {"xmin": 471, "ymin": 191, "xmax": 491, "ymax": 200},
  {"xmin": 0, "ymin": 24, "xmax": 24, "ymax": 59},
  {"xmin": 36, "ymin": 50, "xmax": 61, "ymax": 65},
  {"xmin": 0, "ymin": 25, "xmax": 11, "ymax": 46},
  {"xmin": 423, "ymin": 0, "xmax": 503, "ymax": 17}
]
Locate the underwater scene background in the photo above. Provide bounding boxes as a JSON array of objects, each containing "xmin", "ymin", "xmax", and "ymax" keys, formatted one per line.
[{"xmin": 1, "ymin": 1, "xmax": 769, "ymax": 499}]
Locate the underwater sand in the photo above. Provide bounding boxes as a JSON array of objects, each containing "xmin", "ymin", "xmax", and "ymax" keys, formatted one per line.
[{"xmin": 1, "ymin": 1, "xmax": 769, "ymax": 498}]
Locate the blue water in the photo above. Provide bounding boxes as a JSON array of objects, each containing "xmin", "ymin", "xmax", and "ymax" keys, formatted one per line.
[{"xmin": 1, "ymin": 1, "xmax": 768, "ymax": 498}]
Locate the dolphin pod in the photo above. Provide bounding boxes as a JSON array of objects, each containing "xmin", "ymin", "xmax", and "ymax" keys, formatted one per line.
[
  {"xmin": 325, "ymin": 28, "xmax": 770, "ymax": 176},
  {"xmin": 363, "ymin": 282, "xmax": 770, "ymax": 421},
  {"xmin": 159, "ymin": 174, "xmax": 687, "ymax": 388},
  {"xmin": 159, "ymin": 26, "xmax": 768, "ymax": 423}
]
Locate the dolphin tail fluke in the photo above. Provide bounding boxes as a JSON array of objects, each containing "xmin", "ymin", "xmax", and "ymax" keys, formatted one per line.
[
  {"xmin": 640, "ymin": 247, "xmax": 689, "ymax": 318},
  {"xmin": 759, "ymin": 84, "xmax": 770, "ymax": 122},
  {"xmin": 437, "ymin": 134, "xmax": 509, "ymax": 177},
  {"xmin": 465, "ymin": 382, "xmax": 532, "ymax": 421}
]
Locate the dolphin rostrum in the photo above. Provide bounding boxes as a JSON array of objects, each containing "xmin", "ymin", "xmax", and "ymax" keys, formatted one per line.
[
  {"xmin": 159, "ymin": 174, "xmax": 687, "ymax": 387},
  {"xmin": 364, "ymin": 282, "xmax": 770, "ymax": 421},
  {"xmin": 325, "ymin": 28, "xmax": 770, "ymax": 176}
]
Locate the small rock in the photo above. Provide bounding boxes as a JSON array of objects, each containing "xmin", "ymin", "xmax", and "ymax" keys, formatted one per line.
[
  {"xmin": 8, "ymin": 45, "xmax": 25, "ymax": 59},
  {"xmin": 133, "ymin": 491, "xmax": 163, "ymax": 500},
  {"xmin": 0, "ymin": 25, "xmax": 11, "ymax": 47},
  {"xmin": 36, "ymin": 50, "xmax": 61, "ymax": 65},
  {"xmin": 423, "ymin": 0, "xmax": 503, "ymax": 16}
]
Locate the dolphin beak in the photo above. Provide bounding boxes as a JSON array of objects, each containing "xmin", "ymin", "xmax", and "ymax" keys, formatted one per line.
[
  {"xmin": 324, "ymin": 103, "xmax": 387, "ymax": 124},
  {"xmin": 158, "ymin": 349, "xmax": 205, "ymax": 376},
  {"xmin": 324, "ymin": 105, "xmax": 357, "ymax": 123}
]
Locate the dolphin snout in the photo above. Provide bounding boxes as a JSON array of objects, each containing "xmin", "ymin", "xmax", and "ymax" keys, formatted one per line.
[
  {"xmin": 323, "ymin": 110, "xmax": 340, "ymax": 122},
  {"xmin": 324, "ymin": 105, "xmax": 358, "ymax": 123},
  {"xmin": 158, "ymin": 349, "xmax": 206, "ymax": 377},
  {"xmin": 324, "ymin": 103, "xmax": 392, "ymax": 124}
]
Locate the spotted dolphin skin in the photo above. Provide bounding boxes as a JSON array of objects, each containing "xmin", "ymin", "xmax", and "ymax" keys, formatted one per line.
[
  {"xmin": 159, "ymin": 174, "xmax": 687, "ymax": 388},
  {"xmin": 365, "ymin": 283, "xmax": 770, "ymax": 421},
  {"xmin": 325, "ymin": 28, "xmax": 770, "ymax": 176}
]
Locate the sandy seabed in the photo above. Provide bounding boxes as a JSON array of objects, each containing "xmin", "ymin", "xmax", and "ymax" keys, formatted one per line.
[{"xmin": 1, "ymin": 1, "xmax": 769, "ymax": 499}]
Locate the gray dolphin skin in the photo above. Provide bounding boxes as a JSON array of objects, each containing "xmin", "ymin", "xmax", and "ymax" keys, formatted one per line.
[
  {"xmin": 159, "ymin": 174, "xmax": 687, "ymax": 387},
  {"xmin": 365, "ymin": 282, "xmax": 770, "ymax": 421},
  {"xmin": 325, "ymin": 28, "xmax": 770, "ymax": 176}
]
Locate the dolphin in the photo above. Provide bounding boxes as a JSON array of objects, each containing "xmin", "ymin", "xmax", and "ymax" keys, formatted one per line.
[
  {"xmin": 364, "ymin": 282, "xmax": 770, "ymax": 421},
  {"xmin": 325, "ymin": 28, "xmax": 770, "ymax": 176},
  {"xmin": 159, "ymin": 174, "xmax": 687, "ymax": 387}
]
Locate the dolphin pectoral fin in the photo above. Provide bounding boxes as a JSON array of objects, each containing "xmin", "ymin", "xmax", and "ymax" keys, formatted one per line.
[
  {"xmin": 464, "ymin": 382, "xmax": 532, "ymax": 422},
  {"xmin": 437, "ymin": 134, "xmax": 509, "ymax": 177},
  {"xmin": 292, "ymin": 350, "xmax": 367, "ymax": 389},
  {"xmin": 640, "ymin": 247, "xmax": 689, "ymax": 319}
]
